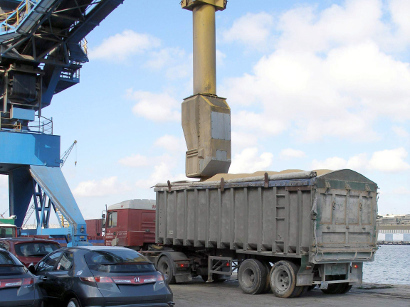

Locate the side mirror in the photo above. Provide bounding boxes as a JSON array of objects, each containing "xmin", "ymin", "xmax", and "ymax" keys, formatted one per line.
[{"xmin": 28, "ymin": 263, "xmax": 36, "ymax": 274}]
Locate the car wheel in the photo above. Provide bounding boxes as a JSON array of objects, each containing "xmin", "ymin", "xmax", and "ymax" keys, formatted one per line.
[{"xmin": 67, "ymin": 298, "xmax": 80, "ymax": 307}]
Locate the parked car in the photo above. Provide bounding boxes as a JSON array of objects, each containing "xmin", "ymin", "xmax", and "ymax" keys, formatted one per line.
[
  {"xmin": 0, "ymin": 238, "xmax": 61, "ymax": 267},
  {"xmin": 29, "ymin": 246, "xmax": 174, "ymax": 307},
  {"xmin": 0, "ymin": 248, "xmax": 43, "ymax": 307}
]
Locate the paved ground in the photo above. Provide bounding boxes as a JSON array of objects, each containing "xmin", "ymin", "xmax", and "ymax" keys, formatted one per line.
[{"xmin": 170, "ymin": 278, "xmax": 410, "ymax": 307}]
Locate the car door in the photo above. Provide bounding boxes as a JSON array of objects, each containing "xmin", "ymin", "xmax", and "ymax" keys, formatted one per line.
[
  {"xmin": 44, "ymin": 250, "xmax": 75, "ymax": 304},
  {"xmin": 35, "ymin": 250, "xmax": 64, "ymax": 304}
]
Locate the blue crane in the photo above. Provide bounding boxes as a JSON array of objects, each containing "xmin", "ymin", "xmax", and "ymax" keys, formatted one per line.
[{"xmin": 0, "ymin": 0, "xmax": 124, "ymax": 246}]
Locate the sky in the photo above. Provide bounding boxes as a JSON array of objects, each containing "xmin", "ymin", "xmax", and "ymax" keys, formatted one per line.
[{"xmin": 1, "ymin": 0, "xmax": 409, "ymax": 221}]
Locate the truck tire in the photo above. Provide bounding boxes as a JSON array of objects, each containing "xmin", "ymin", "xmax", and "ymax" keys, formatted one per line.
[
  {"xmin": 201, "ymin": 274, "xmax": 226, "ymax": 283},
  {"xmin": 270, "ymin": 260, "xmax": 303, "ymax": 298},
  {"xmin": 262, "ymin": 261, "xmax": 272, "ymax": 293},
  {"xmin": 340, "ymin": 284, "xmax": 352, "ymax": 294},
  {"xmin": 321, "ymin": 283, "xmax": 344, "ymax": 294},
  {"xmin": 157, "ymin": 256, "xmax": 176, "ymax": 284},
  {"xmin": 238, "ymin": 259, "xmax": 268, "ymax": 295},
  {"xmin": 322, "ymin": 282, "xmax": 352, "ymax": 294}
]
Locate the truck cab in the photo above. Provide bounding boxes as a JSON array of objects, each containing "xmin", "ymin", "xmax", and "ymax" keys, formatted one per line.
[{"xmin": 0, "ymin": 223, "xmax": 17, "ymax": 238}]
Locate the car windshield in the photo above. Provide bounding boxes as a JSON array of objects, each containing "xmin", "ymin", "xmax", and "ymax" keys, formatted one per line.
[
  {"xmin": 14, "ymin": 242, "xmax": 60, "ymax": 257},
  {"xmin": 85, "ymin": 249, "xmax": 155, "ymax": 273},
  {"xmin": 0, "ymin": 251, "xmax": 25, "ymax": 275}
]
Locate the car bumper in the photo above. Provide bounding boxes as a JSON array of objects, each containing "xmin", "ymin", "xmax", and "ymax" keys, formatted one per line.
[
  {"xmin": 0, "ymin": 299, "xmax": 42, "ymax": 307},
  {"xmin": 86, "ymin": 303, "xmax": 174, "ymax": 307}
]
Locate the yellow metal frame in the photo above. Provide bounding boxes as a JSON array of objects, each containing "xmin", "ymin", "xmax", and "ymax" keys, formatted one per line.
[
  {"xmin": 181, "ymin": 0, "xmax": 227, "ymax": 11},
  {"xmin": 0, "ymin": 0, "xmax": 33, "ymax": 30}
]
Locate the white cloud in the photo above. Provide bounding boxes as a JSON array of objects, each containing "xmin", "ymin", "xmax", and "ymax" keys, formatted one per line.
[
  {"xmin": 368, "ymin": 148, "xmax": 410, "ymax": 172},
  {"xmin": 126, "ymin": 90, "xmax": 180, "ymax": 122},
  {"xmin": 216, "ymin": 50, "xmax": 226, "ymax": 67},
  {"xmin": 222, "ymin": 12, "xmax": 274, "ymax": 48},
  {"xmin": 89, "ymin": 30, "xmax": 160, "ymax": 61},
  {"xmin": 145, "ymin": 47, "xmax": 191, "ymax": 80},
  {"xmin": 230, "ymin": 147, "xmax": 273, "ymax": 173},
  {"xmin": 231, "ymin": 132, "xmax": 258, "ymax": 150},
  {"xmin": 277, "ymin": 0, "xmax": 386, "ymax": 53},
  {"xmin": 389, "ymin": 0, "xmax": 410, "ymax": 47},
  {"xmin": 135, "ymin": 162, "xmax": 186, "ymax": 189},
  {"xmin": 280, "ymin": 148, "xmax": 306, "ymax": 160},
  {"xmin": 154, "ymin": 135, "xmax": 186, "ymax": 152},
  {"xmin": 233, "ymin": 111, "xmax": 287, "ymax": 136},
  {"xmin": 392, "ymin": 126, "xmax": 409, "ymax": 138},
  {"xmin": 73, "ymin": 177, "xmax": 130, "ymax": 197},
  {"xmin": 311, "ymin": 148, "xmax": 410, "ymax": 173},
  {"xmin": 223, "ymin": 0, "xmax": 410, "ymax": 142},
  {"xmin": 311, "ymin": 156, "xmax": 350, "ymax": 171},
  {"xmin": 119, "ymin": 154, "xmax": 149, "ymax": 168}
]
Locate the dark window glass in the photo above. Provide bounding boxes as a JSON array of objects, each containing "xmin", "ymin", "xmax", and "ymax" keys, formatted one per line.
[
  {"xmin": 15, "ymin": 242, "xmax": 60, "ymax": 257},
  {"xmin": 85, "ymin": 249, "xmax": 154, "ymax": 273},
  {"xmin": 107, "ymin": 212, "xmax": 117, "ymax": 228},
  {"xmin": 0, "ymin": 251, "xmax": 17, "ymax": 265},
  {"xmin": 37, "ymin": 251, "xmax": 63, "ymax": 272},
  {"xmin": 0, "ymin": 251, "xmax": 25, "ymax": 275},
  {"xmin": 0, "ymin": 227, "xmax": 16, "ymax": 238},
  {"xmin": 56, "ymin": 252, "xmax": 74, "ymax": 271}
]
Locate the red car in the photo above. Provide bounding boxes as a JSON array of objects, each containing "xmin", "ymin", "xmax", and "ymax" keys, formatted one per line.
[{"xmin": 0, "ymin": 238, "xmax": 60, "ymax": 267}]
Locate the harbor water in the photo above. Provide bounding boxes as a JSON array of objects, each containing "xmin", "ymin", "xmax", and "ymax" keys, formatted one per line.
[{"xmin": 363, "ymin": 245, "xmax": 410, "ymax": 285}]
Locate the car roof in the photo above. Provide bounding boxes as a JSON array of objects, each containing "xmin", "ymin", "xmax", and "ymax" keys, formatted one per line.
[
  {"xmin": 0, "ymin": 238, "xmax": 61, "ymax": 244},
  {"xmin": 68, "ymin": 246, "xmax": 134, "ymax": 251}
]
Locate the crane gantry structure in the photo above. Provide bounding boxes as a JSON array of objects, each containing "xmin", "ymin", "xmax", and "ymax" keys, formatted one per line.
[
  {"xmin": 0, "ymin": 0, "xmax": 232, "ymax": 246},
  {"xmin": 0, "ymin": 0, "xmax": 124, "ymax": 246}
]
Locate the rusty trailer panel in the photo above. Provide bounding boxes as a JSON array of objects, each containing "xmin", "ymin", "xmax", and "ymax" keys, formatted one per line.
[{"xmin": 155, "ymin": 169, "xmax": 378, "ymax": 264}]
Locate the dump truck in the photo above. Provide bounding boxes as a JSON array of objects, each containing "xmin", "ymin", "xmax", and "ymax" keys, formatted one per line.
[{"xmin": 139, "ymin": 169, "xmax": 378, "ymax": 298}]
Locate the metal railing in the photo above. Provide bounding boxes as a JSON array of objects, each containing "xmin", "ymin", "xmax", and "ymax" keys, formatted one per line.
[
  {"xmin": 0, "ymin": 0, "xmax": 39, "ymax": 34},
  {"xmin": 28, "ymin": 116, "xmax": 53, "ymax": 134}
]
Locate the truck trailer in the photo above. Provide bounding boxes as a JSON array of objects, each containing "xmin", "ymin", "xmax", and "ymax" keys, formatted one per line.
[{"xmin": 146, "ymin": 169, "xmax": 378, "ymax": 298}]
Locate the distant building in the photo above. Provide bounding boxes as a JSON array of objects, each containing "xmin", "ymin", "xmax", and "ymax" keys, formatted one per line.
[{"xmin": 377, "ymin": 214, "xmax": 410, "ymax": 242}]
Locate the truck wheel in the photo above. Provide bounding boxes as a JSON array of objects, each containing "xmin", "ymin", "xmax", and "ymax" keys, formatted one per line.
[
  {"xmin": 270, "ymin": 260, "xmax": 302, "ymax": 298},
  {"xmin": 238, "ymin": 259, "xmax": 268, "ymax": 295},
  {"xmin": 201, "ymin": 274, "xmax": 226, "ymax": 283},
  {"xmin": 157, "ymin": 256, "xmax": 176, "ymax": 284},
  {"xmin": 262, "ymin": 261, "xmax": 272, "ymax": 293},
  {"xmin": 337, "ymin": 283, "xmax": 352, "ymax": 294},
  {"xmin": 321, "ymin": 283, "xmax": 345, "ymax": 294}
]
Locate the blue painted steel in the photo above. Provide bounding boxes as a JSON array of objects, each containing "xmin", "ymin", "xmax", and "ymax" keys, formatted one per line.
[
  {"xmin": 10, "ymin": 107, "xmax": 35, "ymax": 121},
  {"xmin": 66, "ymin": 0, "xmax": 125, "ymax": 44},
  {"xmin": 30, "ymin": 165, "xmax": 89, "ymax": 246},
  {"xmin": 0, "ymin": 0, "xmax": 125, "ymax": 247},
  {"xmin": 0, "ymin": 0, "xmax": 58, "ymax": 43},
  {"xmin": 41, "ymin": 66, "xmax": 63, "ymax": 107},
  {"xmin": 0, "ymin": 131, "xmax": 60, "ymax": 168},
  {"xmin": 8, "ymin": 167, "xmax": 33, "ymax": 228}
]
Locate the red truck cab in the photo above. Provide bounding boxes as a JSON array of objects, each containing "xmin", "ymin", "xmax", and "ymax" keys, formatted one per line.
[{"xmin": 105, "ymin": 199, "xmax": 156, "ymax": 248}]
